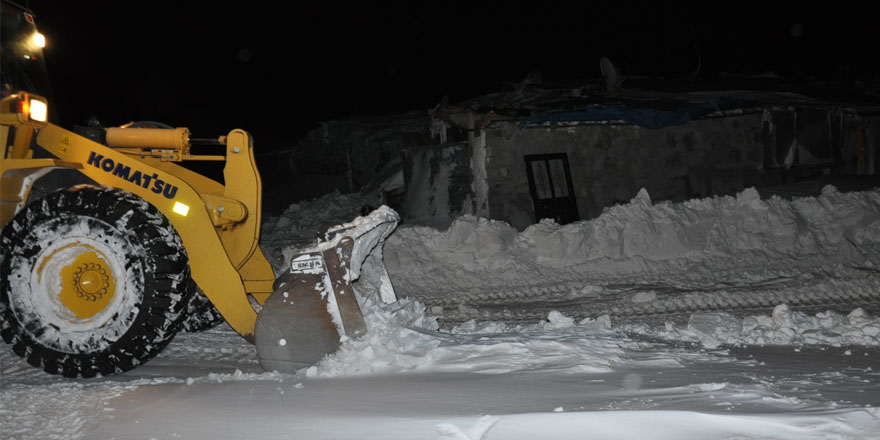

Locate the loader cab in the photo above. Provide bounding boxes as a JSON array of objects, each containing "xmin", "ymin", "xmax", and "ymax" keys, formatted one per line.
[{"xmin": 1, "ymin": 1, "xmax": 52, "ymax": 105}]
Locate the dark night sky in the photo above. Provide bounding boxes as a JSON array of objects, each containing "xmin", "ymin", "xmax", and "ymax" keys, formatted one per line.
[{"xmin": 23, "ymin": 1, "xmax": 880, "ymax": 148}]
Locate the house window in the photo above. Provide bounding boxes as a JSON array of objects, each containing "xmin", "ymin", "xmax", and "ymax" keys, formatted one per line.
[{"xmin": 524, "ymin": 153, "xmax": 579, "ymax": 224}]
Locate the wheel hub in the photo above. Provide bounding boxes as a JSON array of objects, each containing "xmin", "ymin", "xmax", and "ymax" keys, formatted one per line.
[
  {"xmin": 73, "ymin": 263, "xmax": 110, "ymax": 298},
  {"xmin": 57, "ymin": 248, "xmax": 117, "ymax": 320}
]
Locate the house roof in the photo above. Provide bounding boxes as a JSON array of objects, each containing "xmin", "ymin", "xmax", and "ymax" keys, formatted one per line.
[{"xmin": 433, "ymin": 75, "xmax": 880, "ymax": 130}]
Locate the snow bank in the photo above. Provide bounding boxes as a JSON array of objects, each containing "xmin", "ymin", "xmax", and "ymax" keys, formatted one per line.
[
  {"xmin": 386, "ymin": 186, "xmax": 880, "ymax": 280},
  {"xmin": 261, "ymin": 190, "xmax": 372, "ymax": 271},
  {"xmin": 369, "ymin": 186, "xmax": 880, "ymax": 329},
  {"xmin": 262, "ymin": 186, "xmax": 880, "ymax": 293}
]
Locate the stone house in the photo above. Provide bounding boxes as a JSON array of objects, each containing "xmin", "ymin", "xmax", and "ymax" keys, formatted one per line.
[{"xmin": 292, "ymin": 79, "xmax": 880, "ymax": 230}]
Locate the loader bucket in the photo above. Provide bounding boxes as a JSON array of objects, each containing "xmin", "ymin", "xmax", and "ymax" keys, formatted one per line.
[{"xmin": 254, "ymin": 206, "xmax": 399, "ymax": 373}]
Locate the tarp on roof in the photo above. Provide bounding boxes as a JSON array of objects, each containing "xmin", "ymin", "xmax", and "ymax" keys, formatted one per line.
[{"xmin": 525, "ymin": 98, "xmax": 755, "ymax": 129}]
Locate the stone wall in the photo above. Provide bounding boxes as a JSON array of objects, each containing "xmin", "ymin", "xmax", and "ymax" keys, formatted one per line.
[
  {"xmin": 401, "ymin": 142, "xmax": 473, "ymax": 228},
  {"xmin": 292, "ymin": 112, "xmax": 433, "ymax": 193},
  {"xmin": 485, "ymin": 113, "xmax": 766, "ymax": 230}
]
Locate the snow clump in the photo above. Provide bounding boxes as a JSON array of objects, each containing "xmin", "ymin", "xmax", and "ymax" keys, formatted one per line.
[{"xmin": 627, "ymin": 305, "xmax": 880, "ymax": 348}]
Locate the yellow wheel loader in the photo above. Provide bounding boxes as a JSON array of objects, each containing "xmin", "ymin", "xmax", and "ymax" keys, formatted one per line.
[{"xmin": 0, "ymin": 1, "xmax": 398, "ymax": 377}]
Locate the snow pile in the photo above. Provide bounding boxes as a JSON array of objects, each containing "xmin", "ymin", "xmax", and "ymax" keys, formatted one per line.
[
  {"xmin": 262, "ymin": 186, "xmax": 880, "ymax": 300},
  {"xmin": 542, "ymin": 310, "xmax": 576, "ymax": 329},
  {"xmin": 264, "ymin": 190, "xmax": 371, "ymax": 241},
  {"xmin": 304, "ymin": 295, "xmax": 443, "ymax": 377},
  {"xmin": 307, "ymin": 297, "xmax": 627, "ymax": 378},
  {"xmin": 627, "ymin": 305, "xmax": 880, "ymax": 348},
  {"xmin": 385, "ymin": 186, "xmax": 880, "ymax": 283},
  {"xmin": 261, "ymin": 190, "xmax": 371, "ymax": 271},
  {"xmin": 371, "ymin": 186, "xmax": 880, "ymax": 333}
]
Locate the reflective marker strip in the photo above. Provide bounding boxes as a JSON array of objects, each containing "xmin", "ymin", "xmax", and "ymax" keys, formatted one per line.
[{"xmin": 172, "ymin": 201, "xmax": 190, "ymax": 216}]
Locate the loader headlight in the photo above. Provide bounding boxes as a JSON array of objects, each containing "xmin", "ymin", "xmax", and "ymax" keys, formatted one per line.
[
  {"xmin": 11, "ymin": 93, "xmax": 49, "ymax": 125},
  {"xmin": 28, "ymin": 98, "xmax": 47, "ymax": 122},
  {"xmin": 172, "ymin": 201, "xmax": 190, "ymax": 216},
  {"xmin": 32, "ymin": 32, "xmax": 46, "ymax": 48}
]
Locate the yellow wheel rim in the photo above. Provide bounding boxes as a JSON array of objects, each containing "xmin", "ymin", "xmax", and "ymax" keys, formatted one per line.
[{"xmin": 54, "ymin": 247, "xmax": 117, "ymax": 321}]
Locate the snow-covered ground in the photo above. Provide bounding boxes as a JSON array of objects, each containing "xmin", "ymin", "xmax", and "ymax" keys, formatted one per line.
[{"xmin": 3, "ymin": 186, "xmax": 880, "ymax": 439}]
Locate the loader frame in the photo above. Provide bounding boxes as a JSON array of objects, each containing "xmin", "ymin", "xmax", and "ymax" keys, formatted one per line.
[{"xmin": 2, "ymin": 99, "xmax": 275, "ymax": 340}]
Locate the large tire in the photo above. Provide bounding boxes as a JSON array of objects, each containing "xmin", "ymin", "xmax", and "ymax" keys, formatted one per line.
[
  {"xmin": 0, "ymin": 186, "xmax": 194, "ymax": 378},
  {"xmin": 182, "ymin": 284, "xmax": 226, "ymax": 332}
]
